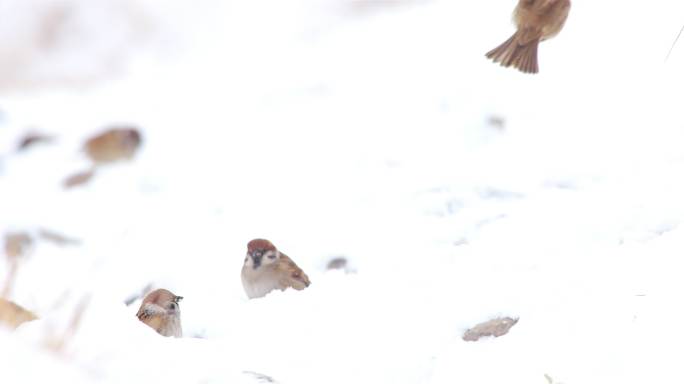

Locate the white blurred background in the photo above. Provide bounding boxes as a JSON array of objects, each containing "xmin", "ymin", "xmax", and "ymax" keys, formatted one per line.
[{"xmin": 2, "ymin": 1, "xmax": 684, "ymax": 383}]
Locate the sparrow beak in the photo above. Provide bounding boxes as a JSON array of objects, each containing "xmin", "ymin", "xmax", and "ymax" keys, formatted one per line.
[
  {"xmin": 174, "ymin": 296, "xmax": 183, "ymax": 303},
  {"xmin": 251, "ymin": 251, "xmax": 263, "ymax": 269}
]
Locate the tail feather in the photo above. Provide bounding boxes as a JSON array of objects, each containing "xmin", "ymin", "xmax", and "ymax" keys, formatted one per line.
[{"xmin": 486, "ymin": 32, "xmax": 540, "ymax": 74}]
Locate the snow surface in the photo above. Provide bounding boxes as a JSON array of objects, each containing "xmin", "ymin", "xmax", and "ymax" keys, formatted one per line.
[{"xmin": 2, "ymin": 0, "xmax": 684, "ymax": 383}]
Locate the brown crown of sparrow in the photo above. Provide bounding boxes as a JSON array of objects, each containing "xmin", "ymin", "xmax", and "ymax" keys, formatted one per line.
[
  {"xmin": 241, "ymin": 239, "xmax": 310, "ymax": 299},
  {"xmin": 486, "ymin": 0, "xmax": 571, "ymax": 74}
]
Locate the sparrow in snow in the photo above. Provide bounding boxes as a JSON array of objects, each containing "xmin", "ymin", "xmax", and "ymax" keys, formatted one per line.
[
  {"xmin": 0, "ymin": 298, "xmax": 37, "ymax": 330},
  {"xmin": 241, "ymin": 239, "xmax": 310, "ymax": 299},
  {"xmin": 136, "ymin": 288, "xmax": 183, "ymax": 337}
]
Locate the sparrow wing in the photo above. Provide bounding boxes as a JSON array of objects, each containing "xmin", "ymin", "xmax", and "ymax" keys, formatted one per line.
[
  {"xmin": 136, "ymin": 303, "xmax": 164, "ymax": 320},
  {"xmin": 136, "ymin": 306, "xmax": 149, "ymax": 321},
  {"xmin": 136, "ymin": 304, "xmax": 167, "ymax": 333},
  {"xmin": 277, "ymin": 253, "xmax": 311, "ymax": 290}
]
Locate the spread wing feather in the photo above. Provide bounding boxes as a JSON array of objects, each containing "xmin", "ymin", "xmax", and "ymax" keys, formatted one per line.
[{"xmin": 277, "ymin": 253, "xmax": 311, "ymax": 290}]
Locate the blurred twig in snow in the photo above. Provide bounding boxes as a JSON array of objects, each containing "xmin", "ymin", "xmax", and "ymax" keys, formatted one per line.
[
  {"xmin": 1, "ymin": 260, "xmax": 19, "ymax": 298},
  {"xmin": 665, "ymin": 23, "xmax": 684, "ymax": 61},
  {"xmin": 544, "ymin": 373, "xmax": 566, "ymax": 384},
  {"xmin": 243, "ymin": 371, "xmax": 278, "ymax": 383},
  {"xmin": 124, "ymin": 283, "xmax": 153, "ymax": 306},
  {"xmin": 38, "ymin": 228, "xmax": 81, "ymax": 246},
  {"xmin": 3, "ymin": 232, "xmax": 33, "ymax": 297},
  {"xmin": 45, "ymin": 295, "xmax": 90, "ymax": 354}
]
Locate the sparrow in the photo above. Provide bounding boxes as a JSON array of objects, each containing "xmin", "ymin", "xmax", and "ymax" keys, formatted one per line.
[
  {"xmin": 241, "ymin": 239, "xmax": 310, "ymax": 299},
  {"xmin": 84, "ymin": 126, "xmax": 142, "ymax": 165},
  {"xmin": 485, "ymin": 0, "xmax": 571, "ymax": 74},
  {"xmin": 136, "ymin": 288, "xmax": 183, "ymax": 337}
]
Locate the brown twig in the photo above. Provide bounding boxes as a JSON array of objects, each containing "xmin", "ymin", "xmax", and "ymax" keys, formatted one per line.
[
  {"xmin": 1, "ymin": 259, "xmax": 19, "ymax": 298},
  {"xmin": 46, "ymin": 295, "xmax": 90, "ymax": 354}
]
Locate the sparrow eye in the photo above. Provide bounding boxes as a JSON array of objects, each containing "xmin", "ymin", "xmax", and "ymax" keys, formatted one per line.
[{"xmin": 168, "ymin": 302, "xmax": 178, "ymax": 310}]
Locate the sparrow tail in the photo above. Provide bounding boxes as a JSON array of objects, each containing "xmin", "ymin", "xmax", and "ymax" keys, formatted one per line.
[{"xmin": 485, "ymin": 31, "xmax": 539, "ymax": 74}]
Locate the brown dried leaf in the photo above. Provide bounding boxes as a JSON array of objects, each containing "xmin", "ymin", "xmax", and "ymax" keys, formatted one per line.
[
  {"xmin": 462, "ymin": 316, "xmax": 519, "ymax": 342},
  {"xmin": 63, "ymin": 169, "xmax": 95, "ymax": 189},
  {"xmin": 0, "ymin": 298, "xmax": 38, "ymax": 330}
]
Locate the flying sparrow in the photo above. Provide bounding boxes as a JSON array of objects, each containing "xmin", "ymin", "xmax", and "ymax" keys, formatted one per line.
[
  {"xmin": 136, "ymin": 288, "xmax": 183, "ymax": 337},
  {"xmin": 485, "ymin": 0, "xmax": 571, "ymax": 74},
  {"xmin": 241, "ymin": 239, "xmax": 310, "ymax": 299},
  {"xmin": 84, "ymin": 126, "xmax": 142, "ymax": 165}
]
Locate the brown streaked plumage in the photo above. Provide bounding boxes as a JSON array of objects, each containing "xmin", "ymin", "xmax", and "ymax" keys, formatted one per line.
[
  {"xmin": 136, "ymin": 288, "xmax": 183, "ymax": 337},
  {"xmin": 486, "ymin": 0, "xmax": 571, "ymax": 74},
  {"xmin": 84, "ymin": 126, "xmax": 142, "ymax": 164},
  {"xmin": 241, "ymin": 239, "xmax": 310, "ymax": 299}
]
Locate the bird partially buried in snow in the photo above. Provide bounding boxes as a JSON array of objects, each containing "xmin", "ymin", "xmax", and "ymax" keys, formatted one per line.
[
  {"xmin": 241, "ymin": 239, "xmax": 310, "ymax": 299},
  {"xmin": 136, "ymin": 289, "xmax": 183, "ymax": 337},
  {"xmin": 485, "ymin": 0, "xmax": 571, "ymax": 74}
]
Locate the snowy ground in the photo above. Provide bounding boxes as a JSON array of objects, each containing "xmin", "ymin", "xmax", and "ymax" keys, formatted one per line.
[{"xmin": 2, "ymin": 0, "xmax": 684, "ymax": 383}]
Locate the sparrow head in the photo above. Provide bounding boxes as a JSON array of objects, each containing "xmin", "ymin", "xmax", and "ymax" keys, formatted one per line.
[
  {"xmin": 140, "ymin": 288, "xmax": 183, "ymax": 316},
  {"xmin": 137, "ymin": 288, "xmax": 183, "ymax": 337},
  {"xmin": 117, "ymin": 128, "xmax": 142, "ymax": 154},
  {"xmin": 245, "ymin": 238, "xmax": 280, "ymax": 270}
]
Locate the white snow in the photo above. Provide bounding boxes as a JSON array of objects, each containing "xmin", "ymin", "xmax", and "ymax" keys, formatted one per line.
[{"xmin": 2, "ymin": 0, "xmax": 684, "ymax": 383}]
